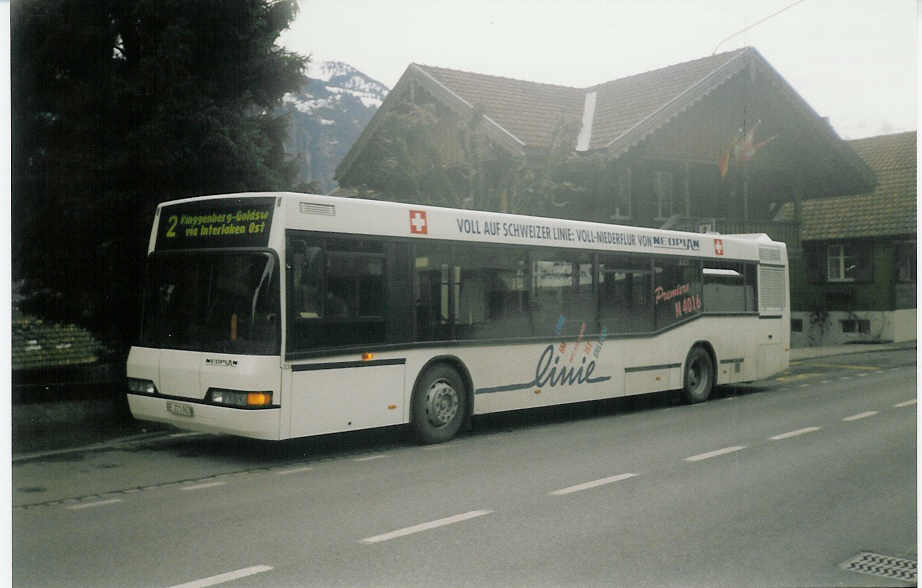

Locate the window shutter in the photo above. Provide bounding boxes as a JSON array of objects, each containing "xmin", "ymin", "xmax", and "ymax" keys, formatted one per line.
[
  {"xmin": 855, "ymin": 241, "xmax": 873, "ymax": 282},
  {"xmin": 805, "ymin": 243, "xmax": 824, "ymax": 283}
]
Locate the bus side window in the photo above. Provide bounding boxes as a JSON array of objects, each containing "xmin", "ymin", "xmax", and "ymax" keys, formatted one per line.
[
  {"xmin": 702, "ymin": 262, "xmax": 758, "ymax": 313},
  {"xmin": 599, "ymin": 254, "xmax": 653, "ymax": 334},
  {"xmin": 289, "ymin": 239, "xmax": 323, "ymax": 319},
  {"xmin": 531, "ymin": 250, "xmax": 593, "ymax": 336},
  {"xmin": 413, "ymin": 242, "xmax": 453, "ymax": 341},
  {"xmin": 455, "ymin": 244, "xmax": 530, "ymax": 340},
  {"xmin": 654, "ymin": 257, "xmax": 702, "ymax": 329}
]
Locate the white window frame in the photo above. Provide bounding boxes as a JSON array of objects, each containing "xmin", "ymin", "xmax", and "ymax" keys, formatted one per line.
[
  {"xmin": 827, "ymin": 243, "xmax": 856, "ymax": 282},
  {"xmin": 654, "ymin": 170, "xmax": 674, "ymax": 220},
  {"xmin": 611, "ymin": 167, "xmax": 632, "ymax": 220}
]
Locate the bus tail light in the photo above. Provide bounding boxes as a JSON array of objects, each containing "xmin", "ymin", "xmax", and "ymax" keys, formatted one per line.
[{"xmin": 206, "ymin": 388, "xmax": 273, "ymax": 408}]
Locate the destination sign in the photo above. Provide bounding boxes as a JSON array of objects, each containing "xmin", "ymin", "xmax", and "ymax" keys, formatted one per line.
[{"xmin": 156, "ymin": 198, "xmax": 275, "ymax": 250}]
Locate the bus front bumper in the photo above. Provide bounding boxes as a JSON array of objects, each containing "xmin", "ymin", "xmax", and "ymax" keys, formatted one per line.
[{"xmin": 127, "ymin": 393, "xmax": 282, "ymax": 440}]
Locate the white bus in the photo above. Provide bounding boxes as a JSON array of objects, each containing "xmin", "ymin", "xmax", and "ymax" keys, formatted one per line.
[{"xmin": 127, "ymin": 192, "xmax": 789, "ymax": 443}]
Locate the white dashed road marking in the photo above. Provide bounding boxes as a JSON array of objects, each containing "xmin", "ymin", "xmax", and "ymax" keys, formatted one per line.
[
  {"xmin": 360, "ymin": 510, "xmax": 493, "ymax": 544},
  {"xmin": 168, "ymin": 565, "xmax": 273, "ymax": 588},
  {"xmin": 66, "ymin": 499, "xmax": 122, "ymax": 510},
  {"xmin": 181, "ymin": 481, "xmax": 226, "ymax": 492},
  {"xmin": 549, "ymin": 473, "xmax": 638, "ymax": 496},
  {"xmin": 770, "ymin": 427, "xmax": 821, "ymax": 440},
  {"xmin": 354, "ymin": 454, "xmax": 390, "ymax": 462},
  {"xmin": 276, "ymin": 466, "xmax": 313, "ymax": 476},
  {"xmin": 894, "ymin": 399, "xmax": 917, "ymax": 408},
  {"xmin": 843, "ymin": 411, "xmax": 879, "ymax": 422},
  {"xmin": 685, "ymin": 446, "xmax": 746, "ymax": 462}
]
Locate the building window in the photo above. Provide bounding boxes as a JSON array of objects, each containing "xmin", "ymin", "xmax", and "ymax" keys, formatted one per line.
[
  {"xmin": 791, "ymin": 318, "xmax": 803, "ymax": 332},
  {"xmin": 840, "ymin": 319, "xmax": 870, "ymax": 334},
  {"xmin": 827, "ymin": 243, "xmax": 857, "ymax": 282},
  {"xmin": 611, "ymin": 167, "xmax": 631, "ymax": 219},
  {"xmin": 654, "ymin": 171, "xmax": 675, "ymax": 219}
]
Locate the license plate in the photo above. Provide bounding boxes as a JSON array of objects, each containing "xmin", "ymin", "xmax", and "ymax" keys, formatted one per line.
[{"xmin": 166, "ymin": 401, "xmax": 194, "ymax": 418}]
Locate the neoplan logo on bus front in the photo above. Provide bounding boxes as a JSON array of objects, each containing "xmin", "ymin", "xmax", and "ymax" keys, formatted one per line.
[{"xmin": 410, "ymin": 210, "xmax": 428, "ymax": 234}]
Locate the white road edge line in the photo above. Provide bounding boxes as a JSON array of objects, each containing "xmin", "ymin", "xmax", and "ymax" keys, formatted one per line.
[
  {"xmin": 354, "ymin": 454, "xmax": 390, "ymax": 462},
  {"xmin": 770, "ymin": 426, "xmax": 821, "ymax": 440},
  {"xmin": 360, "ymin": 510, "xmax": 493, "ymax": 544},
  {"xmin": 894, "ymin": 399, "xmax": 917, "ymax": 408},
  {"xmin": 180, "ymin": 481, "xmax": 227, "ymax": 492},
  {"xmin": 168, "ymin": 565, "xmax": 274, "ymax": 588},
  {"xmin": 842, "ymin": 411, "xmax": 879, "ymax": 422},
  {"xmin": 66, "ymin": 498, "xmax": 123, "ymax": 510},
  {"xmin": 685, "ymin": 445, "xmax": 747, "ymax": 462},
  {"xmin": 550, "ymin": 473, "xmax": 638, "ymax": 496},
  {"xmin": 277, "ymin": 466, "xmax": 314, "ymax": 475}
]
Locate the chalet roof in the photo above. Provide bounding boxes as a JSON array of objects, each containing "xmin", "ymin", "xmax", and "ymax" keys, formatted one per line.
[
  {"xmin": 783, "ymin": 131, "xmax": 916, "ymax": 241},
  {"xmin": 412, "ymin": 49, "xmax": 751, "ymax": 152},
  {"xmin": 338, "ymin": 47, "xmax": 875, "ymax": 195},
  {"xmin": 412, "ymin": 64, "xmax": 584, "ymax": 149}
]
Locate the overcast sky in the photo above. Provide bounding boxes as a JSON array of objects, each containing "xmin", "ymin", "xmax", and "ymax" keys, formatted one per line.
[{"xmin": 281, "ymin": 0, "xmax": 917, "ymax": 140}]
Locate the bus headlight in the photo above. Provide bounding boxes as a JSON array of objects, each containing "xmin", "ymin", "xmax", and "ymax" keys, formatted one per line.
[
  {"xmin": 127, "ymin": 378, "xmax": 157, "ymax": 395},
  {"xmin": 206, "ymin": 388, "xmax": 273, "ymax": 408}
]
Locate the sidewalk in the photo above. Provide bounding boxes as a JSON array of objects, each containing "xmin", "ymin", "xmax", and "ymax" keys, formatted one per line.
[
  {"xmin": 790, "ymin": 340, "xmax": 916, "ymax": 361},
  {"xmin": 12, "ymin": 415, "xmax": 171, "ymax": 462}
]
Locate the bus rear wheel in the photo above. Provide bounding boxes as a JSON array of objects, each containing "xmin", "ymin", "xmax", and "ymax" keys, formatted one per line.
[
  {"xmin": 682, "ymin": 346, "xmax": 714, "ymax": 404},
  {"xmin": 412, "ymin": 364, "xmax": 466, "ymax": 444}
]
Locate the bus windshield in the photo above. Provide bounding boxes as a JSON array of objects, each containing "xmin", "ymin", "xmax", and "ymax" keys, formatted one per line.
[{"xmin": 140, "ymin": 251, "xmax": 280, "ymax": 355}]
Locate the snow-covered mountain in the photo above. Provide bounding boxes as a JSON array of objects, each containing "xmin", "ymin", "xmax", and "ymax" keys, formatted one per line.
[{"xmin": 281, "ymin": 61, "xmax": 389, "ymax": 193}]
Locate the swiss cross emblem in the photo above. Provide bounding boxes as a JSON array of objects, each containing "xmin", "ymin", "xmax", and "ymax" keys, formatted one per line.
[
  {"xmin": 410, "ymin": 210, "xmax": 428, "ymax": 234},
  {"xmin": 714, "ymin": 238, "xmax": 725, "ymax": 256}
]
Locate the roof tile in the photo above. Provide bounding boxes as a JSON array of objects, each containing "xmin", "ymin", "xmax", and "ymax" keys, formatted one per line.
[
  {"xmin": 791, "ymin": 131, "xmax": 916, "ymax": 241},
  {"xmin": 415, "ymin": 49, "xmax": 747, "ymax": 150}
]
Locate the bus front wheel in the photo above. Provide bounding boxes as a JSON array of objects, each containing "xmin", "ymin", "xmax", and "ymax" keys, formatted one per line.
[
  {"xmin": 682, "ymin": 346, "xmax": 714, "ymax": 404},
  {"xmin": 411, "ymin": 364, "xmax": 467, "ymax": 444}
]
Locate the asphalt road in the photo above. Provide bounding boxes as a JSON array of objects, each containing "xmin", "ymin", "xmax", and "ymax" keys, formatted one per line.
[{"xmin": 12, "ymin": 349, "xmax": 917, "ymax": 587}]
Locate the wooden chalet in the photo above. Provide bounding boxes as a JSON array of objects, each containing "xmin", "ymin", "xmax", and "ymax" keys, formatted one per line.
[{"xmin": 336, "ymin": 47, "xmax": 876, "ymax": 254}]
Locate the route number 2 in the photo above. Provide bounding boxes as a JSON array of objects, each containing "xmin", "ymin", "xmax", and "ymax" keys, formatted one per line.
[{"xmin": 166, "ymin": 215, "xmax": 178, "ymax": 238}]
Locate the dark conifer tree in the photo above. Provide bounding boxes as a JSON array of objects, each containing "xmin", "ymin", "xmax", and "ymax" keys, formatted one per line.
[{"xmin": 12, "ymin": 0, "xmax": 307, "ymax": 347}]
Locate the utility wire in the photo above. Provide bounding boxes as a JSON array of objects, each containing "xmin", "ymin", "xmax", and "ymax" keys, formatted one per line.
[{"xmin": 712, "ymin": 0, "xmax": 809, "ymax": 54}]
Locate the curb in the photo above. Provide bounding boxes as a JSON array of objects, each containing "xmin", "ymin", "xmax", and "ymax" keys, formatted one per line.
[{"xmin": 12, "ymin": 430, "xmax": 187, "ymax": 464}]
